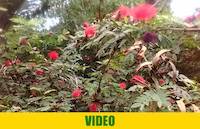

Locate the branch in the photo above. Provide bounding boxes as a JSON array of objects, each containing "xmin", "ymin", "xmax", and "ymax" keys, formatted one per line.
[{"xmin": 156, "ymin": 27, "xmax": 200, "ymax": 32}]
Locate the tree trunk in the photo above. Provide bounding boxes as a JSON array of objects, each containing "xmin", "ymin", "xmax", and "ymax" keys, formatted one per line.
[{"xmin": 0, "ymin": 0, "xmax": 25, "ymax": 29}]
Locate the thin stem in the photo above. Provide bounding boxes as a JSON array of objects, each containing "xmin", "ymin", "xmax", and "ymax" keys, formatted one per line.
[
  {"xmin": 98, "ymin": 50, "xmax": 115, "ymax": 87},
  {"xmin": 98, "ymin": 0, "xmax": 104, "ymax": 21},
  {"xmin": 156, "ymin": 27, "xmax": 200, "ymax": 32},
  {"xmin": 95, "ymin": 49, "xmax": 116, "ymax": 97}
]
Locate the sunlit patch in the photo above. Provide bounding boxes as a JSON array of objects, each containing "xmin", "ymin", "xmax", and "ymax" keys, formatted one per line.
[
  {"xmin": 171, "ymin": 0, "xmax": 200, "ymax": 18},
  {"xmin": 40, "ymin": 17, "xmax": 60, "ymax": 30}
]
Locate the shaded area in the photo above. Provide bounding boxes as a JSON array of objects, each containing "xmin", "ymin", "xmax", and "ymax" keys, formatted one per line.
[
  {"xmin": 0, "ymin": 0, "xmax": 25, "ymax": 29},
  {"xmin": 178, "ymin": 49, "xmax": 200, "ymax": 82},
  {"xmin": 0, "ymin": 0, "xmax": 53, "ymax": 30}
]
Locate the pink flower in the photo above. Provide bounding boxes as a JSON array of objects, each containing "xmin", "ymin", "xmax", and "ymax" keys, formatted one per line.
[
  {"xmin": 48, "ymin": 51, "xmax": 59, "ymax": 61},
  {"xmin": 3, "ymin": 60, "xmax": 13, "ymax": 67},
  {"xmin": 88, "ymin": 102, "xmax": 99, "ymax": 112},
  {"xmin": 84, "ymin": 25, "xmax": 96, "ymax": 38},
  {"xmin": 159, "ymin": 79, "xmax": 165, "ymax": 86},
  {"xmin": 112, "ymin": 5, "xmax": 131, "ymax": 20},
  {"xmin": 119, "ymin": 82, "xmax": 126, "ymax": 89},
  {"xmin": 196, "ymin": 13, "xmax": 200, "ymax": 19},
  {"xmin": 130, "ymin": 75, "xmax": 146, "ymax": 85},
  {"xmin": 72, "ymin": 88, "xmax": 82, "ymax": 98},
  {"xmin": 130, "ymin": 3, "xmax": 157, "ymax": 21},
  {"xmin": 83, "ymin": 21, "xmax": 90, "ymax": 28},
  {"xmin": 35, "ymin": 69, "xmax": 45, "ymax": 76},
  {"xmin": 184, "ymin": 15, "xmax": 196, "ymax": 23}
]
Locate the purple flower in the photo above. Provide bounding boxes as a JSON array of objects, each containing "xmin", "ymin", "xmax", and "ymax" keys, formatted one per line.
[
  {"xmin": 143, "ymin": 32, "xmax": 158, "ymax": 44},
  {"xmin": 184, "ymin": 15, "xmax": 196, "ymax": 23}
]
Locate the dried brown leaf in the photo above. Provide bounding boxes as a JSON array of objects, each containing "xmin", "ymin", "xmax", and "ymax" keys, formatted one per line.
[
  {"xmin": 136, "ymin": 62, "xmax": 152, "ymax": 72},
  {"xmin": 191, "ymin": 104, "xmax": 200, "ymax": 112},
  {"xmin": 169, "ymin": 61, "xmax": 178, "ymax": 81},
  {"xmin": 152, "ymin": 49, "xmax": 170, "ymax": 65},
  {"xmin": 176, "ymin": 99, "xmax": 186, "ymax": 112},
  {"xmin": 138, "ymin": 46, "xmax": 147, "ymax": 58}
]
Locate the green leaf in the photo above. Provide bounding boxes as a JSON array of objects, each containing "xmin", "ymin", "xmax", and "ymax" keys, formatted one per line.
[{"xmin": 131, "ymin": 89, "xmax": 170, "ymax": 111}]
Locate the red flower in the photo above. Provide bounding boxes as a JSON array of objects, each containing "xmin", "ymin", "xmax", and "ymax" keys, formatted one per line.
[
  {"xmin": 159, "ymin": 79, "xmax": 165, "ymax": 86},
  {"xmin": 84, "ymin": 23, "xmax": 96, "ymax": 38},
  {"xmin": 130, "ymin": 75, "xmax": 146, "ymax": 85},
  {"xmin": 112, "ymin": 5, "xmax": 130, "ymax": 20},
  {"xmin": 88, "ymin": 102, "xmax": 99, "ymax": 112},
  {"xmin": 119, "ymin": 82, "xmax": 126, "ymax": 89},
  {"xmin": 72, "ymin": 88, "xmax": 82, "ymax": 98},
  {"xmin": 130, "ymin": 3, "xmax": 157, "ymax": 21},
  {"xmin": 83, "ymin": 21, "xmax": 90, "ymax": 28},
  {"xmin": 84, "ymin": 26, "xmax": 96, "ymax": 38},
  {"xmin": 48, "ymin": 51, "xmax": 59, "ymax": 61},
  {"xmin": 35, "ymin": 69, "xmax": 45, "ymax": 76},
  {"xmin": 3, "ymin": 60, "xmax": 13, "ymax": 67}
]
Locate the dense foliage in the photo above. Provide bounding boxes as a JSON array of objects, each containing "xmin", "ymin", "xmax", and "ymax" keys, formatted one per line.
[
  {"xmin": 46, "ymin": 0, "xmax": 144, "ymax": 32},
  {"xmin": 0, "ymin": 1, "xmax": 200, "ymax": 112}
]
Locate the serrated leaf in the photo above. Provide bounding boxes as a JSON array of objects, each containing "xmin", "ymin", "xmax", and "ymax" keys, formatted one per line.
[{"xmin": 132, "ymin": 89, "xmax": 170, "ymax": 111}]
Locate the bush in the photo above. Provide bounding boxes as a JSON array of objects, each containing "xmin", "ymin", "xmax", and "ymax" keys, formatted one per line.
[
  {"xmin": 0, "ymin": 2, "xmax": 200, "ymax": 112},
  {"xmin": 47, "ymin": 0, "xmax": 143, "ymax": 33}
]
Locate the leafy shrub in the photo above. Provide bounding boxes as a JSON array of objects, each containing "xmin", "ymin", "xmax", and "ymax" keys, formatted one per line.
[
  {"xmin": 47, "ymin": 0, "xmax": 143, "ymax": 32},
  {"xmin": 0, "ymin": 2, "xmax": 200, "ymax": 112}
]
